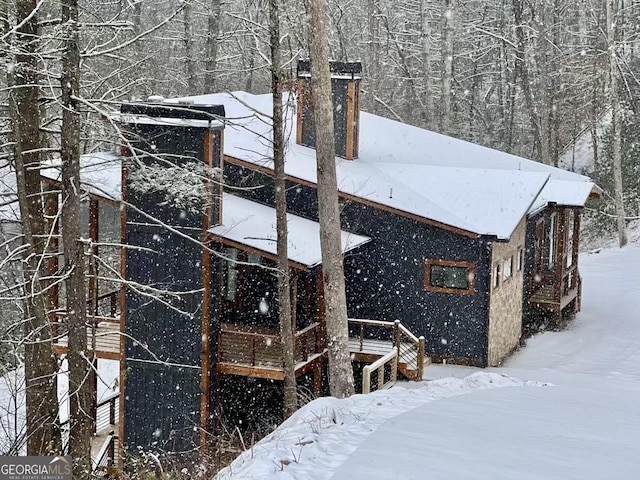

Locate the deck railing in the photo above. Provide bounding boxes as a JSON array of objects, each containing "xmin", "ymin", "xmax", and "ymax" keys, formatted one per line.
[
  {"xmin": 362, "ymin": 347, "xmax": 398, "ymax": 393},
  {"xmin": 218, "ymin": 323, "xmax": 322, "ymax": 369},
  {"xmin": 60, "ymin": 393, "xmax": 119, "ymax": 472},
  {"xmin": 348, "ymin": 318, "xmax": 425, "ymax": 381}
]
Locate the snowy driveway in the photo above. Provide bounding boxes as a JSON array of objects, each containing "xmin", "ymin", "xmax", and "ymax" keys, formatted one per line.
[{"xmin": 330, "ymin": 246, "xmax": 640, "ymax": 480}]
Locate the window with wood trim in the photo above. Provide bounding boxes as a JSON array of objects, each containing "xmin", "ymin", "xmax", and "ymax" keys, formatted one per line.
[
  {"xmin": 503, "ymin": 256, "xmax": 513, "ymax": 281},
  {"xmin": 424, "ymin": 259, "xmax": 475, "ymax": 295}
]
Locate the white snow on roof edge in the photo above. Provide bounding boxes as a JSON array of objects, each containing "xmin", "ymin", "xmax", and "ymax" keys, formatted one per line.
[{"xmin": 209, "ymin": 193, "xmax": 370, "ymax": 267}]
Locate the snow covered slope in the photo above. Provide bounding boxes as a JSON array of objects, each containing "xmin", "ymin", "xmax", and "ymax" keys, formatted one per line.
[{"xmin": 214, "ymin": 245, "xmax": 640, "ymax": 480}]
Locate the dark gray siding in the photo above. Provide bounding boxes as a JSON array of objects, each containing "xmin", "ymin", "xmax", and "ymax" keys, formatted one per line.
[
  {"xmin": 225, "ymin": 162, "xmax": 492, "ymax": 365},
  {"xmin": 124, "ymin": 123, "xmax": 219, "ymax": 451}
]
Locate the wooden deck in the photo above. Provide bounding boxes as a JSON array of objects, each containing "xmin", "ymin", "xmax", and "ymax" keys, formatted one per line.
[
  {"xmin": 216, "ymin": 322, "xmax": 326, "ymax": 380},
  {"xmin": 53, "ymin": 319, "xmax": 120, "ymax": 360}
]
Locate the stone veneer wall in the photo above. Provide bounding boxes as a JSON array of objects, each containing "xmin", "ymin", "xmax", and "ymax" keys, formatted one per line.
[{"xmin": 487, "ymin": 216, "xmax": 526, "ymax": 366}]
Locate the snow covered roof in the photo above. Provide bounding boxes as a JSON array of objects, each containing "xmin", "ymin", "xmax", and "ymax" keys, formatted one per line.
[
  {"xmin": 209, "ymin": 193, "xmax": 371, "ymax": 268},
  {"xmin": 529, "ymin": 180, "xmax": 596, "ymax": 214},
  {"xmin": 0, "ymin": 152, "xmax": 122, "ymax": 223},
  {"xmin": 109, "ymin": 113, "xmax": 224, "ymax": 130},
  {"xmin": 41, "ymin": 151, "xmax": 122, "ymax": 202},
  {"xmin": 172, "ymin": 91, "xmax": 596, "ymax": 240}
]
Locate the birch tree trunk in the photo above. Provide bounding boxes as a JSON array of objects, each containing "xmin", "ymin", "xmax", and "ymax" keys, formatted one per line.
[
  {"xmin": 10, "ymin": 0, "xmax": 60, "ymax": 456},
  {"xmin": 606, "ymin": 0, "xmax": 628, "ymax": 247},
  {"xmin": 60, "ymin": 0, "xmax": 91, "ymax": 474},
  {"xmin": 270, "ymin": 0, "xmax": 297, "ymax": 418},
  {"xmin": 303, "ymin": 0, "xmax": 355, "ymax": 399}
]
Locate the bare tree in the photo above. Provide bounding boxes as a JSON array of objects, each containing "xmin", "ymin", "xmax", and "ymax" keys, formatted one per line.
[
  {"xmin": 440, "ymin": 0, "xmax": 456, "ymax": 134},
  {"xmin": 9, "ymin": 0, "xmax": 60, "ymax": 456},
  {"xmin": 606, "ymin": 0, "xmax": 627, "ymax": 247},
  {"xmin": 303, "ymin": 0, "xmax": 355, "ymax": 399},
  {"xmin": 269, "ymin": 0, "xmax": 297, "ymax": 417},
  {"xmin": 60, "ymin": 0, "xmax": 92, "ymax": 474},
  {"xmin": 204, "ymin": 0, "xmax": 223, "ymax": 93}
]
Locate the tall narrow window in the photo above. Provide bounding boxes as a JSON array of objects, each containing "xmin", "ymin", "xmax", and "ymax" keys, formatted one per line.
[
  {"xmin": 566, "ymin": 210, "xmax": 575, "ymax": 268},
  {"xmin": 548, "ymin": 213, "xmax": 556, "ymax": 268},
  {"xmin": 224, "ymin": 247, "xmax": 239, "ymax": 301},
  {"xmin": 516, "ymin": 247, "xmax": 524, "ymax": 272},
  {"xmin": 503, "ymin": 256, "xmax": 513, "ymax": 281},
  {"xmin": 493, "ymin": 263, "xmax": 501, "ymax": 289},
  {"xmin": 424, "ymin": 259, "xmax": 475, "ymax": 295}
]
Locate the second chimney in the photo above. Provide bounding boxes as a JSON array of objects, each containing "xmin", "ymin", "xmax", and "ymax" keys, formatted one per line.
[{"xmin": 296, "ymin": 60, "xmax": 362, "ymax": 160}]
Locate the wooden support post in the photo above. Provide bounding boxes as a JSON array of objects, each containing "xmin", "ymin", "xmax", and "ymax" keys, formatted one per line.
[
  {"xmin": 554, "ymin": 209, "xmax": 566, "ymax": 324},
  {"xmin": 89, "ymin": 357, "xmax": 98, "ymax": 434},
  {"xmin": 291, "ymin": 272, "xmax": 298, "ymax": 360},
  {"xmin": 417, "ymin": 336, "xmax": 426, "ymax": 380},
  {"xmin": 200, "ymin": 131, "xmax": 214, "ymax": 454},
  {"xmin": 345, "ymin": 81, "xmax": 355, "ymax": 160},
  {"xmin": 88, "ymin": 198, "xmax": 99, "ymax": 317},
  {"xmin": 117, "ymin": 146, "xmax": 128, "ymax": 473},
  {"xmin": 296, "ymin": 81, "xmax": 304, "ymax": 145},
  {"xmin": 45, "ymin": 191, "xmax": 60, "ymax": 335},
  {"xmin": 313, "ymin": 362, "xmax": 322, "ymax": 396},
  {"xmin": 393, "ymin": 320, "xmax": 400, "ymax": 350}
]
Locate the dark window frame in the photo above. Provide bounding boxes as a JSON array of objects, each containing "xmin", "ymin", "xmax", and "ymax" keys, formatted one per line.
[{"xmin": 424, "ymin": 259, "xmax": 475, "ymax": 295}]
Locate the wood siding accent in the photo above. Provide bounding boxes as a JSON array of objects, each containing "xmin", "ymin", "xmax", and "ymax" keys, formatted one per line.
[
  {"xmin": 200, "ymin": 131, "xmax": 214, "ymax": 452},
  {"xmin": 296, "ymin": 83, "xmax": 304, "ymax": 145},
  {"xmin": 118, "ymin": 149, "xmax": 128, "ymax": 471},
  {"xmin": 424, "ymin": 259, "xmax": 475, "ymax": 295},
  {"xmin": 345, "ymin": 81, "xmax": 355, "ymax": 160},
  {"xmin": 224, "ymin": 155, "xmax": 480, "ymax": 239}
]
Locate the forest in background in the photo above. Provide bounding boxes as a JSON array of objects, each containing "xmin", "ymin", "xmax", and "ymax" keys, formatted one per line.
[
  {"xmin": 2, "ymin": 0, "xmax": 639, "ymax": 234},
  {"xmin": 0, "ymin": 0, "xmax": 639, "ymax": 476}
]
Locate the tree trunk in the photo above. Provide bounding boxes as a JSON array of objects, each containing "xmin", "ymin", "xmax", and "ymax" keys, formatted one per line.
[
  {"xmin": 513, "ymin": 0, "xmax": 547, "ymax": 163},
  {"xmin": 61, "ymin": 0, "xmax": 92, "ymax": 475},
  {"xmin": 270, "ymin": 0, "xmax": 297, "ymax": 418},
  {"xmin": 606, "ymin": 0, "xmax": 627, "ymax": 247},
  {"xmin": 183, "ymin": 0, "xmax": 197, "ymax": 95},
  {"xmin": 204, "ymin": 0, "xmax": 222, "ymax": 93},
  {"xmin": 303, "ymin": 0, "xmax": 355, "ymax": 399},
  {"xmin": 10, "ymin": 0, "xmax": 60, "ymax": 456},
  {"xmin": 440, "ymin": 0, "xmax": 456, "ymax": 135}
]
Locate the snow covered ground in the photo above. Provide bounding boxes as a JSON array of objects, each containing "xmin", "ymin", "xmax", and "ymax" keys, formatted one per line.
[
  {"xmin": 215, "ymin": 245, "xmax": 640, "ymax": 479},
  {"xmin": 0, "ymin": 359, "xmax": 119, "ymax": 453}
]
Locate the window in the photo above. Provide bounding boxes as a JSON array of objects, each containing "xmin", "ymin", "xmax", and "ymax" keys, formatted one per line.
[
  {"xmin": 548, "ymin": 213, "xmax": 557, "ymax": 268},
  {"xmin": 516, "ymin": 247, "xmax": 524, "ymax": 272},
  {"xmin": 503, "ymin": 256, "xmax": 513, "ymax": 281},
  {"xmin": 566, "ymin": 210, "xmax": 575, "ymax": 268},
  {"xmin": 424, "ymin": 259, "xmax": 474, "ymax": 295},
  {"xmin": 493, "ymin": 263, "xmax": 501, "ymax": 289},
  {"xmin": 223, "ymin": 247, "xmax": 239, "ymax": 301}
]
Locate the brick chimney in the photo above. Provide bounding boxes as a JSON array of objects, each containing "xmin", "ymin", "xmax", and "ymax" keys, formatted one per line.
[{"xmin": 296, "ymin": 60, "xmax": 362, "ymax": 160}]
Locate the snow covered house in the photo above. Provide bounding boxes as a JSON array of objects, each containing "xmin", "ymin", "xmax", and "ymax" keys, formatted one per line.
[
  {"xmin": 106, "ymin": 60, "xmax": 600, "ymax": 454},
  {"xmin": 1, "ymin": 60, "xmax": 599, "ymax": 460}
]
